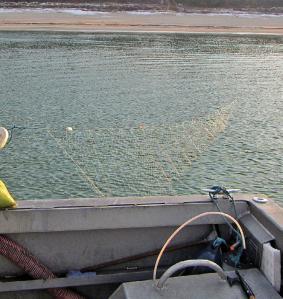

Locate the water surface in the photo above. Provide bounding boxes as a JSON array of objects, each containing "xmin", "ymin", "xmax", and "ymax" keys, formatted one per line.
[{"xmin": 0, "ymin": 32, "xmax": 282, "ymax": 203}]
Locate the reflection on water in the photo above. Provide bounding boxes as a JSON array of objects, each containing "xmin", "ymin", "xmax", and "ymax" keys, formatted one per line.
[{"xmin": 0, "ymin": 32, "xmax": 282, "ymax": 202}]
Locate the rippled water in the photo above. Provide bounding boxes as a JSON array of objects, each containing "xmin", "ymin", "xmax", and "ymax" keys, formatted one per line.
[{"xmin": 0, "ymin": 32, "xmax": 282, "ymax": 202}]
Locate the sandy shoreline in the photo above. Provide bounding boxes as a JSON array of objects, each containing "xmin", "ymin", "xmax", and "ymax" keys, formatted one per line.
[{"xmin": 0, "ymin": 11, "xmax": 283, "ymax": 34}]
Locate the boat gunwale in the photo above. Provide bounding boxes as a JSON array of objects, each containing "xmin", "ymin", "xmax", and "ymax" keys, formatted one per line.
[{"xmin": 13, "ymin": 193, "xmax": 260, "ymax": 210}]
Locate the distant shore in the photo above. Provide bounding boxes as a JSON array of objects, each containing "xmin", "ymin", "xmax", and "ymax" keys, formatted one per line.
[{"xmin": 0, "ymin": 10, "xmax": 283, "ymax": 34}]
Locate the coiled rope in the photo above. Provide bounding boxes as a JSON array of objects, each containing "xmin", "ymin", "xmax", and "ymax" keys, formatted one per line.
[{"xmin": 0, "ymin": 234, "xmax": 86, "ymax": 299}]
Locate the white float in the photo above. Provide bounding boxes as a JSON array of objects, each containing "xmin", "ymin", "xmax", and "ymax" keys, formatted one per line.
[{"xmin": 0, "ymin": 127, "xmax": 9, "ymax": 149}]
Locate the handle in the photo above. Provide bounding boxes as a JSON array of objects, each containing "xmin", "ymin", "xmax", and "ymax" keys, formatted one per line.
[{"xmin": 156, "ymin": 259, "xmax": 227, "ymax": 289}]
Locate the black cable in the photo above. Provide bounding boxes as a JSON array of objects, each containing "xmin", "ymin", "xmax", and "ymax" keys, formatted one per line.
[
  {"xmin": 6, "ymin": 125, "xmax": 26, "ymax": 147},
  {"xmin": 211, "ymin": 196, "xmax": 241, "ymax": 239},
  {"xmin": 223, "ymin": 188, "xmax": 239, "ymax": 219},
  {"xmin": 208, "ymin": 186, "xmax": 241, "ymax": 240},
  {"xmin": 208, "ymin": 186, "xmax": 244, "ymax": 268}
]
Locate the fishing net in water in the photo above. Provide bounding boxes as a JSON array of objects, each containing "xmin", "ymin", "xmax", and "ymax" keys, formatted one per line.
[{"xmin": 44, "ymin": 106, "xmax": 230, "ymax": 197}]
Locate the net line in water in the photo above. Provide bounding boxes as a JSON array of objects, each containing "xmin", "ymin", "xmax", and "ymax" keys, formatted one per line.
[
  {"xmin": 4, "ymin": 105, "xmax": 232, "ymax": 198},
  {"xmin": 45, "ymin": 106, "xmax": 231, "ymax": 197}
]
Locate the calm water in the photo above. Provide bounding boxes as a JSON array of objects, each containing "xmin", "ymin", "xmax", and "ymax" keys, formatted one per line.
[{"xmin": 0, "ymin": 32, "xmax": 282, "ymax": 203}]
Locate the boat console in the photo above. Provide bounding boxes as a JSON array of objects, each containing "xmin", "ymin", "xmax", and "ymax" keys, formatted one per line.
[{"xmin": 110, "ymin": 268, "xmax": 281, "ymax": 299}]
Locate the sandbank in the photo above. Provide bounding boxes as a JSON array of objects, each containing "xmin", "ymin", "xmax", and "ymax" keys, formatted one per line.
[{"xmin": 0, "ymin": 11, "xmax": 282, "ymax": 34}]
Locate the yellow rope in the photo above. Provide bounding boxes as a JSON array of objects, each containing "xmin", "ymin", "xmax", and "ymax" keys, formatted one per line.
[{"xmin": 47, "ymin": 130, "xmax": 104, "ymax": 197}]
